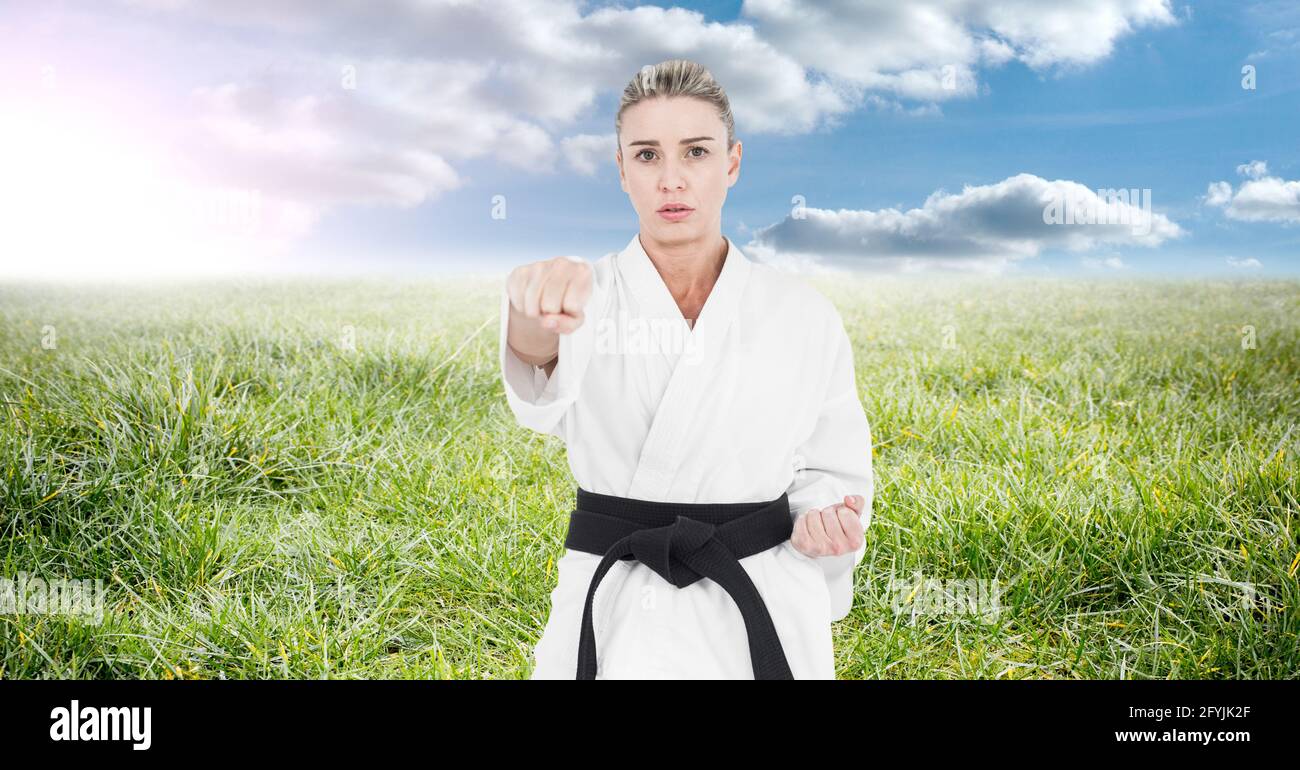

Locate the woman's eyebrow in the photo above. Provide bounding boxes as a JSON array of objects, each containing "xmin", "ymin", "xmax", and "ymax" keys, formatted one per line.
[{"xmin": 627, "ymin": 136, "xmax": 715, "ymax": 147}]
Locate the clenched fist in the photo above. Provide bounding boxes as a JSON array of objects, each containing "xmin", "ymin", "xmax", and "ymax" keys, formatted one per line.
[
  {"xmin": 790, "ymin": 494, "xmax": 866, "ymax": 559},
  {"xmin": 505, "ymin": 256, "xmax": 593, "ymax": 369},
  {"xmin": 507, "ymin": 256, "xmax": 592, "ymax": 334}
]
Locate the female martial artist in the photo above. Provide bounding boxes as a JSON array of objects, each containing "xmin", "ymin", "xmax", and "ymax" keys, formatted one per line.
[{"xmin": 500, "ymin": 58, "xmax": 874, "ymax": 679}]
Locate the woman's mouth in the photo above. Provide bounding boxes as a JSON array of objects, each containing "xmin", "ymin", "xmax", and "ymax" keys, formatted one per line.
[{"xmin": 657, "ymin": 205, "xmax": 694, "ymax": 222}]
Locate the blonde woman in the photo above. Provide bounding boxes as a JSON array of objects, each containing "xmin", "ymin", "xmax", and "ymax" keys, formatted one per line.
[{"xmin": 500, "ymin": 59, "xmax": 873, "ymax": 679}]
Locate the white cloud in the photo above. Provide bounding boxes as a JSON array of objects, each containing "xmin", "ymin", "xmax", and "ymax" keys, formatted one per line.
[
  {"xmin": 968, "ymin": 0, "xmax": 1177, "ymax": 69},
  {"xmin": 739, "ymin": 0, "xmax": 1179, "ymax": 100},
  {"xmin": 1226, "ymin": 256, "xmax": 1262, "ymax": 269},
  {"xmin": 186, "ymin": 80, "xmax": 465, "ymax": 209},
  {"xmin": 861, "ymin": 94, "xmax": 945, "ymax": 117},
  {"xmin": 1206, "ymin": 161, "xmax": 1300, "ymax": 224},
  {"xmin": 1205, "ymin": 181, "xmax": 1233, "ymax": 207},
  {"xmin": 745, "ymin": 173, "xmax": 1183, "ymax": 272},
  {"xmin": 1236, "ymin": 160, "xmax": 1268, "ymax": 179},
  {"xmin": 561, "ymin": 133, "xmax": 618, "ymax": 176}
]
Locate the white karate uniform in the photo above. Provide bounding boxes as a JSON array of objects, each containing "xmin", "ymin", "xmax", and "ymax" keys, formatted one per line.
[{"xmin": 498, "ymin": 232, "xmax": 874, "ymax": 679}]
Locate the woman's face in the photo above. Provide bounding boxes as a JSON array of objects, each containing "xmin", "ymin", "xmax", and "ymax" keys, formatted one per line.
[{"xmin": 616, "ymin": 96, "xmax": 742, "ymax": 247}]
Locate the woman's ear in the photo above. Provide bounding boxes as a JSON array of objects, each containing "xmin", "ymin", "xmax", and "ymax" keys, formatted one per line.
[{"xmin": 727, "ymin": 140, "xmax": 742, "ymax": 185}]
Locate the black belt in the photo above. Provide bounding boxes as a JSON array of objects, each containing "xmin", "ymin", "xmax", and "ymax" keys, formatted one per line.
[{"xmin": 563, "ymin": 486, "xmax": 795, "ymax": 679}]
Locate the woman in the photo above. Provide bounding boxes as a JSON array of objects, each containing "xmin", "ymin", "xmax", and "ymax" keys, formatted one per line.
[{"xmin": 500, "ymin": 59, "xmax": 873, "ymax": 679}]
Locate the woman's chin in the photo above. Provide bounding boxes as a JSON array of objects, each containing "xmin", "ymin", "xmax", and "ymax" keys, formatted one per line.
[{"xmin": 644, "ymin": 216, "xmax": 710, "ymax": 239}]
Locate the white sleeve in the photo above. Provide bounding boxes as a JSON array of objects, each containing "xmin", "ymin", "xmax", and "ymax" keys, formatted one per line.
[
  {"xmin": 785, "ymin": 307, "xmax": 874, "ymax": 622},
  {"xmin": 498, "ymin": 265, "xmax": 601, "ymax": 439}
]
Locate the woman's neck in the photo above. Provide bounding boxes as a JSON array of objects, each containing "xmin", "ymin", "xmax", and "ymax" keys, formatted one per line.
[{"xmin": 639, "ymin": 232, "xmax": 728, "ymax": 321}]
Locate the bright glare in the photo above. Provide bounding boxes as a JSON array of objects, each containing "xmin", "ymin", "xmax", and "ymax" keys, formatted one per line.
[{"xmin": 0, "ymin": 103, "xmax": 277, "ymax": 281}]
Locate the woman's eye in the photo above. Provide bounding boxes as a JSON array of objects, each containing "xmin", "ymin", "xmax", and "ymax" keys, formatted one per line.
[{"xmin": 636, "ymin": 147, "xmax": 707, "ymax": 161}]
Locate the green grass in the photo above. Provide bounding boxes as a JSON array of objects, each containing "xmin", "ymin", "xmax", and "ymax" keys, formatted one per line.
[{"xmin": 1, "ymin": 275, "xmax": 1296, "ymax": 679}]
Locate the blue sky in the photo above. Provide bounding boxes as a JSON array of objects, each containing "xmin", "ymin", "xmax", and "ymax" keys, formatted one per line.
[{"xmin": 1, "ymin": 1, "xmax": 1297, "ymax": 278}]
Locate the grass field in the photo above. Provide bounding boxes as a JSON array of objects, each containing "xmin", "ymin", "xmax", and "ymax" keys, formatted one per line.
[{"xmin": 1, "ymin": 275, "xmax": 1297, "ymax": 679}]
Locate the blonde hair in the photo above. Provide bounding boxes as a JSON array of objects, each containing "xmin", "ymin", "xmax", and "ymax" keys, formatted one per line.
[{"xmin": 615, "ymin": 59, "xmax": 736, "ymax": 154}]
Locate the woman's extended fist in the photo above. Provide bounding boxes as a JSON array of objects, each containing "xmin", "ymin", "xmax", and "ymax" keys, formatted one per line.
[{"xmin": 506, "ymin": 256, "xmax": 593, "ymax": 335}]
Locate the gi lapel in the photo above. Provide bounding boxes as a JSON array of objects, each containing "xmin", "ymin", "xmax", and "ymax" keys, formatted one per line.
[{"xmin": 619, "ymin": 233, "xmax": 753, "ymax": 500}]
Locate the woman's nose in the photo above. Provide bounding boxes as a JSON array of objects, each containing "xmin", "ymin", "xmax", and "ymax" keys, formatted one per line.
[{"xmin": 659, "ymin": 159, "xmax": 686, "ymax": 191}]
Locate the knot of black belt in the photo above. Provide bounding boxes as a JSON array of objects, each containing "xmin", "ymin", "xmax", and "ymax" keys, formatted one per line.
[{"xmin": 563, "ymin": 486, "xmax": 795, "ymax": 680}]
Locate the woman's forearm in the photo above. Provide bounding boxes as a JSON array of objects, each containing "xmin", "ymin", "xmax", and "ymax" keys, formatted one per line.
[{"xmin": 506, "ymin": 301, "xmax": 560, "ymax": 369}]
